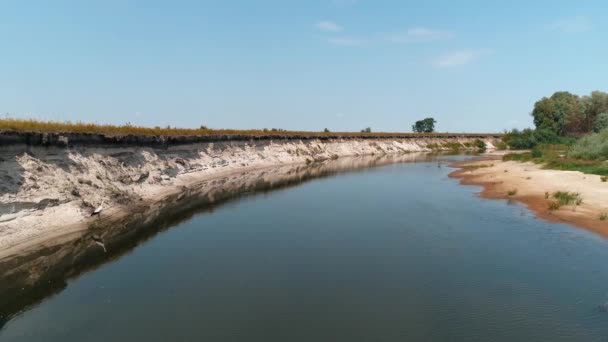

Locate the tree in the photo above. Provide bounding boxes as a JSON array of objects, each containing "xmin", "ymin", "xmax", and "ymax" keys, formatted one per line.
[
  {"xmin": 594, "ymin": 113, "xmax": 608, "ymax": 133},
  {"xmin": 532, "ymin": 91, "xmax": 584, "ymax": 136},
  {"xmin": 582, "ymin": 91, "xmax": 608, "ymax": 132},
  {"xmin": 323, "ymin": 128, "xmax": 330, "ymax": 133},
  {"xmin": 412, "ymin": 117, "xmax": 436, "ymax": 133},
  {"xmin": 360, "ymin": 127, "xmax": 372, "ymax": 133}
]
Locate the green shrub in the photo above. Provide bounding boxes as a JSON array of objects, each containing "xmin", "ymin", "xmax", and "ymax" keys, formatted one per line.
[
  {"xmin": 473, "ymin": 139, "xmax": 486, "ymax": 151},
  {"xmin": 503, "ymin": 128, "xmax": 537, "ymax": 149},
  {"xmin": 568, "ymin": 128, "xmax": 608, "ymax": 160},
  {"xmin": 552, "ymin": 191, "xmax": 582, "ymax": 206},
  {"xmin": 495, "ymin": 141, "xmax": 508, "ymax": 150},
  {"xmin": 503, "ymin": 128, "xmax": 576, "ymax": 150},
  {"xmin": 594, "ymin": 113, "xmax": 608, "ymax": 133},
  {"xmin": 507, "ymin": 189, "xmax": 518, "ymax": 196}
]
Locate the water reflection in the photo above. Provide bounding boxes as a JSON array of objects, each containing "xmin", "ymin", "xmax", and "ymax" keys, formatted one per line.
[{"xmin": 0, "ymin": 153, "xmax": 449, "ymax": 329}]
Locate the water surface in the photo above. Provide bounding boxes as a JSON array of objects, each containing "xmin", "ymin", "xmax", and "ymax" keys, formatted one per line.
[{"xmin": 2, "ymin": 155, "xmax": 608, "ymax": 341}]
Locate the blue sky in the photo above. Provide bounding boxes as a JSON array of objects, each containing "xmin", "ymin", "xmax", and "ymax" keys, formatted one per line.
[{"xmin": 1, "ymin": 0, "xmax": 607, "ymax": 132}]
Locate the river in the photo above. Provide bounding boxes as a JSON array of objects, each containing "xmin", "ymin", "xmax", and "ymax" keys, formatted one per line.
[{"xmin": 2, "ymin": 154, "xmax": 608, "ymax": 341}]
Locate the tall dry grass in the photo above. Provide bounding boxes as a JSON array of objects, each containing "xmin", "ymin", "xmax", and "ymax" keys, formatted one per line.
[{"xmin": 0, "ymin": 118, "xmax": 496, "ymax": 138}]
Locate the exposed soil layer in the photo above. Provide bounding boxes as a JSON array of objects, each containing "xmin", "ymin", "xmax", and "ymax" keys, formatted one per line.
[{"xmin": 0, "ymin": 136, "xmax": 498, "ymax": 258}]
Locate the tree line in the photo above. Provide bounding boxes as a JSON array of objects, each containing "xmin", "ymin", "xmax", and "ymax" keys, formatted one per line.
[{"xmin": 505, "ymin": 90, "xmax": 608, "ymax": 149}]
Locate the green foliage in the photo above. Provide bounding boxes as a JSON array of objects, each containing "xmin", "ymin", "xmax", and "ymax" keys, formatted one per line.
[
  {"xmin": 494, "ymin": 140, "xmax": 508, "ymax": 150},
  {"xmin": 412, "ymin": 117, "xmax": 437, "ymax": 133},
  {"xmin": 552, "ymin": 191, "xmax": 582, "ymax": 206},
  {"xmin": 360, "ymin": 127, "xmax": 372, "ymax": 133},
  {"xmin": 503, "ymin": 128, "xmax": 537, "ymax": 149},
  {"xmin": 503, "ymin": 128, "xmax": 575, "ymax": 150},
  {"xmin": 503, "ymin": 143, "xmax": 608, "ymax": 176},
  {"xmin": 601, "ymin": 176, "xmax": 608, "ymax": 182},
  {"xmin": 323, "ymin": 128, "xmax": 330, "ymax": 133},
  {"xmin": 531, "ymin": 91, "xmax": 608, "ymax": 137},
  {"xmin": 442, "ymin": 142, "xmax": 462, "ymax": 151},
  {"xmin": 473, "ymin": 139, "xmax": 486, "ymax": 151},
  {"xmin": 568, "ymin": 127, "xmax": 608, "ymax": 160},
  {"xmin": 532, "ymin": 92, "xmax": 582, "ymax": 136},
  {"xmin": 502, "ymin": 152, "xmax": 534, "ymax": 162},
  {"xmin": 507, "ymin": 189, "xmax": 518, "ymax": 196},
  {"xmin": 594, "ymin": 113, "xmax": 608, "ymax": 133},
  {"xmin": 583, "ymin": 91, "xmax": 608, "ymax": 132}
]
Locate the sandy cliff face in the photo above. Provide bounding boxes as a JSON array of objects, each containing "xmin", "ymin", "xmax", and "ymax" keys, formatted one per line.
[{"xmin": 0, "ymin": 136, "xmax": 497, "ymax": 255}]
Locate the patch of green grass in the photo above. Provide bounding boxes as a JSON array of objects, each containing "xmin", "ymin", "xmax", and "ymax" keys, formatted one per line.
[
  {"xmin": 552, "ymin": 191, "xmax": 582, "ymax": 206},
  {"xmin": 442, "ymin": 142, "xmax": 463, "ymax": 151},
  {"xmin": 547, "ymin": 191, "xmax": 583, "ymax": 211},
  {"xmin": 462, "ymin": 164, "xmax": 493, "ymax": 171},
  {"xmin": 502, "ymin": 152, "xmax": 534, "ymax": 162},
  {"xmin": 503, "ymin": 144, "xmax": 608, "ymax": 177}
]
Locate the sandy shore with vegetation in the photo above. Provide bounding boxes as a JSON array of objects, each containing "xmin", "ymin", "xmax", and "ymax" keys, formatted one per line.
[{"xmin": 450, "ymin": 157, "xmax": 608, "ymax": 237}]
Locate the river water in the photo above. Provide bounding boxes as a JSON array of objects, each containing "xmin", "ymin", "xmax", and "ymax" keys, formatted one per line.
[{"xmin": 2, "ymin": 154, "xmax": 608, "ymax": 341}]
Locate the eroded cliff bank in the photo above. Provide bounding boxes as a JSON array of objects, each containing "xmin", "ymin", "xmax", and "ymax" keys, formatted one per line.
[{"xmin": 0, "ymin": 134, "xmax": 499, "ymax": 257}]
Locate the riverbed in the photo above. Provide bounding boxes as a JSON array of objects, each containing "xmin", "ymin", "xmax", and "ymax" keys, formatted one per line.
[{"xmin": 2, "ymin": 154, "xmax": 608, "ymax": 341}]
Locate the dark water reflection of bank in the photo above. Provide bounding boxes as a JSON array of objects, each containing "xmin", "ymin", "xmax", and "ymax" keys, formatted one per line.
[{"xmin": 0, "ymin": 153, "xmax": 453, "ymax": 329}]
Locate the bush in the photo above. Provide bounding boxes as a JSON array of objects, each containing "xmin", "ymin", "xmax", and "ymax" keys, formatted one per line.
[
  {"xmin": 568, "ymin": 128, "xmax": 608, "ymax": 160},
  {"xmin": 594, "ymin": 113, "xmax": 608, "ymax": 133},
  {"xmin": 503, "ymin": 129, "xmax": 537, "ymax": 149},
  {"xmin": 553, "ymin": 191, "xmax": 582, "ymax": 206},
  {"xmin": 473, "ymin": 139, "xmax": 486, "ymax": 151},
  {"xmin": 495, "ymin": 141, "xmax": 508, "ymax": 150},
  {"xmin": 503, "ymin": 128, "xmax": 576, "ymax": 150}
]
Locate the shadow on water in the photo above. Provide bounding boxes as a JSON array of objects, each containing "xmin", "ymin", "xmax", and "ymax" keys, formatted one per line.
[{"xmin": 0, "ymin": 152, "xmax": 461, "ymax": 330}]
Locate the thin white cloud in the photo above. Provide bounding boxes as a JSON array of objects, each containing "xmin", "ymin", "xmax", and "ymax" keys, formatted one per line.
[
  {"xmin": 433, "ymin": 49, "xmax": 490, "ymax": 68},
  {"xmin": 386, "ymin": 27, "xmax": 451, "ymax": 43},
  {"xmin": 316, "ymin": 20, "xmax": 343, "ymax": 32},
  {"xmin": 327, "ymin": 37, "xmax": 367, "ymax": 46},
  {"xmin": 549, "ymin": 16, "xmax": 591, "ymax": 33}
]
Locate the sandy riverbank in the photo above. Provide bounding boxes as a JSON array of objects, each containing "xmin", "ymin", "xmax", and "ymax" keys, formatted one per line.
[
  {"xmin": 0, "ymin": 136, "xmax": 499, "ymax": 259},
  {"xmin": 450, "ymin": 157, "xmax": 608, "ymax": 237}
]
